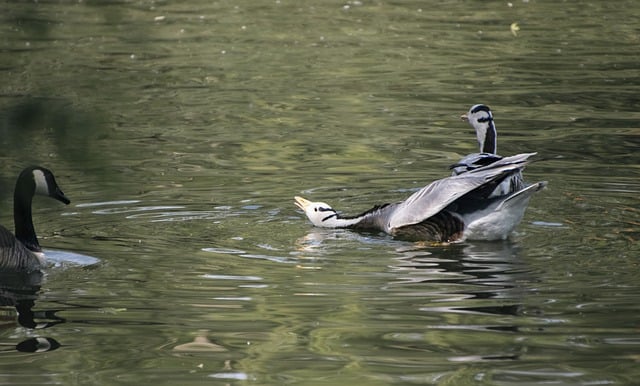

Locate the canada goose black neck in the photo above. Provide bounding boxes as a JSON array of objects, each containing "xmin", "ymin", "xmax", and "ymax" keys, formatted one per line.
[{"xmin": 14, "ymin": 167, "xmax": 40, "ymax": 252}]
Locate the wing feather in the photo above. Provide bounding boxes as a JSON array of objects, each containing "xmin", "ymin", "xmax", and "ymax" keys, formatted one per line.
[
  {"xmin": 387, "ymin": 152, "xmax": 537, "ymax": 230},
  {"xmin": 0, "ymin": 226, "xmax": 40, "ymax": 272}
]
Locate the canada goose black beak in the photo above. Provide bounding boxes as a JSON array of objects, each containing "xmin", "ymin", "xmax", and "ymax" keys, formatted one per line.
[{"xmin": 53, "ymin": 187, "xmax": 70, "ymax": 205}]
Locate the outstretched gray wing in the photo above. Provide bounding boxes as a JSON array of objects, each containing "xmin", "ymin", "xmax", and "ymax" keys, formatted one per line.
[{"xmin": 387, "ymin": 152, "xmax": 537, "ymax": 230}]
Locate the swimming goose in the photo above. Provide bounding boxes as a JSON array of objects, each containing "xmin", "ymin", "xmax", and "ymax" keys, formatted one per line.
[
  {"xmin": 452, "ymin": 104, "xmax": 524, "ymax": 196},
  {"xmin": 0, "ymin": 166, "xmax": 70, "ymax": 272},
  {"xmin": 295, "ymin": 153, "xmax": 546, "ymax": 242}
]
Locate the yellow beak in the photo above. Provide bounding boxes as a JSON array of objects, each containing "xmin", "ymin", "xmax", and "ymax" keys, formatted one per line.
[{"xmin": 294, "ymin": 196, "xmax": 311, "ymax": 211}]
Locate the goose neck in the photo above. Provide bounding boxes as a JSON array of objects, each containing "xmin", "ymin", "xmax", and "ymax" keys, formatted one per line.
[
  {"xmin": 14, "ymin": 190, "xmax": 41, "ymax": 252},
  {"xmin": 480, "ymin": 121, "xmax": 497, "ymax": 154}
]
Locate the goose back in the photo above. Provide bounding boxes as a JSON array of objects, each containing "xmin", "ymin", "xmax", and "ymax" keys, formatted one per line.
[{"xmin": 0, "ymin": 225, "xmax": 43, "ymax": 272}]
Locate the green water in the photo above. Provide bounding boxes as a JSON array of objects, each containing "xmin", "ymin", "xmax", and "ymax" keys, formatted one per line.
[{"xmin": 1, "ymin": 1, "xmax": 639, "ymax": 385}]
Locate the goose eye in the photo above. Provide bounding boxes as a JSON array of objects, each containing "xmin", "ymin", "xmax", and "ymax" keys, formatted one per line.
[{"xmin": 314, "ymin": 208, "xmax": 318, "ymax": 212}]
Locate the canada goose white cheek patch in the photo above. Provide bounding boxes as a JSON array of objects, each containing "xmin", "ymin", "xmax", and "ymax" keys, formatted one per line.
[{"xmin": 32, "ymin": 169, "xmax": 50, "ymax": 196}]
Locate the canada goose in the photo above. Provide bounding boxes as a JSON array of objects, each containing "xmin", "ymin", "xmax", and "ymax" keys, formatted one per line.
[
  {"xmin": 1, "ymin": 166, "xmax": 69, "ymax": 272},
  {"xmin": 452, "ymin": 104, "xmax": 524, "ymax": 196},
  {"xmin": 295, "ymin": 153, "xmax": 546, "ymax": 242}
]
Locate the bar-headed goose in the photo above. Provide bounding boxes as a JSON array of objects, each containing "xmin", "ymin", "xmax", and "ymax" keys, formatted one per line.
[
  {"xmin": 295, "ymin": 153, "xmax": 546, "ymax": 242},
  {"xmin": 1, "ymin": 166, "xmax": 70, "ymax": 272},
  {"xmin": 452, "ymin": 104, "xmax": 525, "ymax": 196}
]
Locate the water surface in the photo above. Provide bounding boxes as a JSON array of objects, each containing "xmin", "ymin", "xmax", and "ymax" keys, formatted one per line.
[{"xmin": 1, "ymin": 1, "xmax": 639, "ymax": 385}]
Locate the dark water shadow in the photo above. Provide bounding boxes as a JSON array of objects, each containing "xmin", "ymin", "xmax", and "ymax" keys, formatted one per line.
[
  {"xmin": 0, "ymin": 97, "xmax": 107, "ymax": 161},
  {"xmin": 0, "ymin": 271, "xmax": 64, "ymax": 353}
]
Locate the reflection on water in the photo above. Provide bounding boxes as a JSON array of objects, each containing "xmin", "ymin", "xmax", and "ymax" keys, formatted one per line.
[
  {"xmin": 0, "ymin": 248, "xmax": 103, "ymax": 354},
  {"xmin": 389, "ymin": 242, "xmax": 532, "ymax": 363},
  {"xmin": 391, "ymin": 241, "xmax": 527, "ymax": 293},
  {"xmin": 0, "ymin": 271, "xmax": 63, "ymax": 353}
]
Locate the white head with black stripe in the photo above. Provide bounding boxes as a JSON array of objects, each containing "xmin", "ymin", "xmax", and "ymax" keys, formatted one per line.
[
  {"xmin": 461, "ymin": 104, "xmax": 497, "ymax": 154},
  {"xmin": 294, "ymin": 196, "xmax": 341, "ymax": 227}
]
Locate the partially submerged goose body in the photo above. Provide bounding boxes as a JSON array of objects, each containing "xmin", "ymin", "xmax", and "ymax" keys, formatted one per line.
[{"xmin": 296, "ymin": 153, "xmax": 546, "ymax": 242}]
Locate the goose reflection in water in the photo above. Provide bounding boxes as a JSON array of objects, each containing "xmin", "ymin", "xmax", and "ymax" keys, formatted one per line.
[
  {"xmin": 294, "ymin": 229, "xmax": 534, "ymax": 306},
  {"xmin": 391, "ymin": 241, "xmax": 532, "ymax": 301},
  {"xmin": 293, "ymin": 231, "xmax": 538, "ymax": 363},
  {"xmin": 389, "ymin": 241, "xmax": 543, "ymax": 362},
  {"xmin": 0, "ymin": 271, "xmax": 64, "ymax": 353}
]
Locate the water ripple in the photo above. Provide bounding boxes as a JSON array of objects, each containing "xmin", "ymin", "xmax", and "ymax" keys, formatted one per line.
[{"xmin": 202, "ymin": 274, "xmax": 263, "ymax": 281}]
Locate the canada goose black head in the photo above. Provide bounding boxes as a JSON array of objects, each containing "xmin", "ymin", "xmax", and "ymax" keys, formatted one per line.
[{"xmin": 16, "ymin": 166, "xmax": 70, "ymax": 206}]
